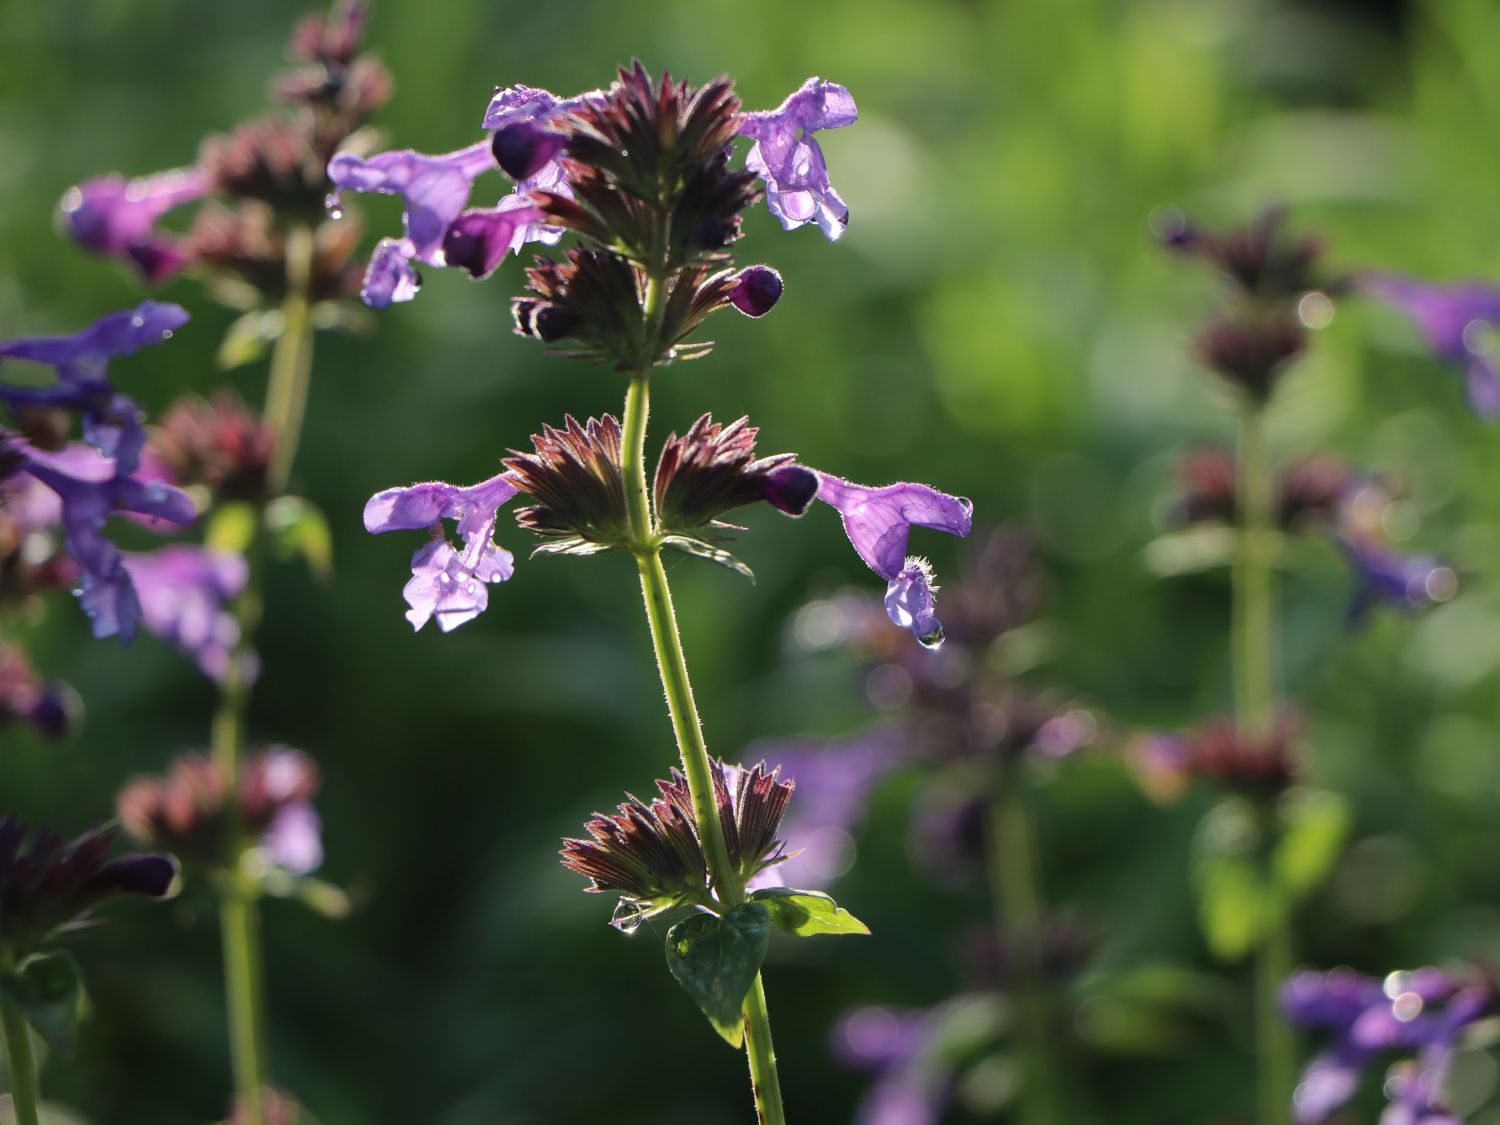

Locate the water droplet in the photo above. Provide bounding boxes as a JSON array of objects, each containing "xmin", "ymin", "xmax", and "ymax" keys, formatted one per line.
[
  {"xmin": 463, "ymin": 579, "xmax": 477, "ymax": 595},
  {"xmin": 609, "ymin": 899, "xmax": 648, "ymax": 935},
  {"xmin": 323, "ymin": 191, "xmax": 344, "ymax": 219},
  {"xmin": 130, "ymin": 315, "xmax": 145, "ymax": 328},
  {"xmin": 917, "ymin": 624, "xmax": 945, "ymax": 649},
  {"xmin": 439, "ymin": 573, "xmax": 453, "ymax": 586},
  {"xmin": 161, "ymin": 330, "xmax": 173, "ymax": 340}
]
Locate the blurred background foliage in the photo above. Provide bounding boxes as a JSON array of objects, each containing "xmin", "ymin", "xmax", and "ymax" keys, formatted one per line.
[{"xmin": 5, "ymin": 0, "xmax": 1500, "ymax": 1121}]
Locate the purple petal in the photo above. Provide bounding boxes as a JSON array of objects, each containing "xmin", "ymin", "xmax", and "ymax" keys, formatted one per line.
[
  {"xmin": 363, "ymin": 472, "xmax": 519, "ymax": 534},
  {"xmin": 813, "ymin": 472, "xmax": 973, "ymax": 579},
  {"xmin": 402, "ymin": 537, "xmax": 513, "ymax": 632},
  {"xmin": 442, "ymin": 201, "xmax": 548, "ymax": 280},
  {"xmin": 1293, "ymin": 1047, "xmax": 1368, "ymax": 1124},
  {"xmin": 482, "ymin": 84, "xmax": 562, "ymax": 131},
  {"xmin": 761, "ymin": 464, "xmax": 818, "ymax": 515},
  {"xmin": 490, "ymin": 121, "xmax": 568, "ymax": 181},
  {"xmin": 360, "ymin": 238, "xmax": 423, "ymax": 307},
  {"xmin": 0, "ymin": 301, "xmax": 189, "ymax": 377},
  {"xmin": 121, "ymin": 546, "xmax": 247, "ymax": 680},
  {"xmin": 1337, "ymin": 534, "xmax": 1455, "ymax": 620},
  {"xmin": 327, "ymin": 143, "xmax": 496, "ymax": 261},
  {"xmin": 884, "ymin": 559, "xmax": 943, "ymax": 645},
  {"xmin": 740, "ymin": 78, "xmax": 857, "ymax": 241},
  {"xmin": 58, "ymin": 169, "xmax": 207, "ymax": 282},
  {"xmin": 261, "ymin": 802, "xmax": 323, "ymax": 875}
]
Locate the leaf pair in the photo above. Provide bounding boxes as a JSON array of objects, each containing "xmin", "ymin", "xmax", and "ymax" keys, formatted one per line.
[{"xmin": 0, "ymin": 952, "xmax": 84, "ymax": 1053}]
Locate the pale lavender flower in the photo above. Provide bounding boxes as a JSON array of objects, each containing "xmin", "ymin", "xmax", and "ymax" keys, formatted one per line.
[
  {"xmin": 363, "ymin": 471, "xmax": 520, "ymax": 631},
  {"xmin": 740, "ymin": 78, "xmax": 858, "ymax": 240},
  {"xmin": 121, "ymin": 546, "xmax": 248, "ymax": 680},
  {"xmin": 812, "ymin": 472, "xmax": 973, "ymax": 646},
  {"xmin": 834, "ymin": 1005, "xmax": 953, "ymax": 1125},
  {"xmin": 57, "ymin": 168, "xmax": 209, "ymax": 283},
  {"xmin": 262, "ymin": 802, "xmax": 323, "ymax": 876},
  {"xmin": 1361, "ymin": 273, "xmax": 1500, "ymax": 418},
  {"xmin": 0, "ymin": 301, "xmax": 189, "ymax": 471},
  {"xmin": 18, "ymin": 442, "xmax": 196, "ymax": 642}
]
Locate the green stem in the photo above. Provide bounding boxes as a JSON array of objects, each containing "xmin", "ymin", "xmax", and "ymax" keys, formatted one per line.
[
  {"xmin": 622, "ymin": 365, "xmax": 787, "ymax": 1124},
  {"xmin": 1, "ymin": 1002, "xmax": 40, "ymax": 1125},
  {"xmin": 988, "ymin": 767, "xmax": 1061, "ymax": 1125},
  {"xmin": 1234, "ymin": 404, "xmax": 1293, "ymax": 1125},
  {"xmin": 209, "ymin": 222, "xmax": 318, "ymax": 1125}
]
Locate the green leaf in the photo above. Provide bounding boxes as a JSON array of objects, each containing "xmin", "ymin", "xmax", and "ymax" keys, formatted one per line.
[
  {"xmin": 1191, "ymin": 799, "xmax": 1268, "ymax": 961},
  {"xmin": 1274, "ymin": 788, "xmax": 1351, "ymax": 900},
  {"xmin": 206, "ymin": 502, "xmax": 257, "ymax": 555},
  {"xmin": 265, "ymin": 496, "xmax": 334, "ymax": 581},
  {"xmin": 660, "ymin": 535, "xmax": 755, "ymax": 582},
  {"xmin": 0, "ymin": 952, "xmax": 85, "ymax": 1053},
  {"xmin": 664, "ymin": 904, "xmax": 770, "ymax": 1047},
  {"xmin": 217, "ymin": 309, "xmax": 284, "ymax": 370},
  {"xmin": 750, "ymin": 887, "xmax": 870, "ymax": 937}
]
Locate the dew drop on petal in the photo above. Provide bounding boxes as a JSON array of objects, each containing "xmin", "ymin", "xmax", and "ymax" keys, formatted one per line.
[
  {"xmin": 917, "ymin": 623, "xmax": 945, "ymax": 650},
  {"xmin": 324, "ymin": 192, "xmax": 344, "ymax": 220}
]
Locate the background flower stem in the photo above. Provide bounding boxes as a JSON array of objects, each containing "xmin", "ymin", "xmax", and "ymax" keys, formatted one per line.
[
  {"xmin": 210, "ymin": 223, "xmax": 319, "ymax": 1125},
  {"xmin": 989, "ymin": 764, "xmax": 1062, "ymax": 1125},
  {"xmin": 623, "ymin": 361, "xmax": 788, "ymax": 1125},
  {"xmin": 1, "ymin": 1000, "xmax": 41, "ymax": 1125},
  {"xmin": 1234, "ymin": 403, "xmax": 1294, "ymax": 1125}
]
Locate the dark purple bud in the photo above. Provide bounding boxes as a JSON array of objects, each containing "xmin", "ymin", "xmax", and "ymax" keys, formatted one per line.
[
  {"xmin": 512, "ymin": 298, "xmax": 581, "ymax": 343},
  {"xmin": 491, "ymin": 123, "xmax": 568, "ymax": 182},
  {"xmin": 728, "ymin": 266, "xmax": 783, "ymax": 317},
  {"xmin": 442, "ymin": 203, "xmax": 546, "ymax": 280},
  {"xmin": 89, "ymin": 853, "xmax": 179, "ymax": 899},
  {"xmin": 761, "ymin": 464, "xmax": 818, "ymax": 515}
]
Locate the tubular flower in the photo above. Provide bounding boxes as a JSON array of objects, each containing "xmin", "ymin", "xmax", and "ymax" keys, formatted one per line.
[
  {"xmin": 739, "ymin": 78, "xmax": 858, "ymax": 240},
  {"xmin": 363, "ymin": 471, "xmax": 519, "ymax": 632},
  {"xmin": 1361, "ymin": 273, "xmax": 1500, "ymax": 418},
  {"xmin": 0, "ymin": 300, "xmax": 189, "ymax": 471},
  {"xmin": 0, "ymin": 815, "xmax": 177, "ymax": 958},
  {"xmin": 1336, "ymin": 532, "xmax": 1456, "ymax": 621},
  {"xmin": 121, "ymin": 546, "xmax": 249, "ymax": 680},
  {"xmin": 57, "ymin": 168, "xmax": 209, "ymax": 283},
  {"xmin": 812, "ymin": 472, "xmax": 973, "ymax": 647}
]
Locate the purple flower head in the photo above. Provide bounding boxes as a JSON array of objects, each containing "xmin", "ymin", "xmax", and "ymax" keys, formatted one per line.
[
  {"xmin": 0, "ymin": 815, "xmax": 177, "ymax": 958},
  {"xmin": 327, "ymin": 143, "xmax": 498, "ymax": 304},
  {"xmin": 834, "ymin": 1005, "xmax": 955, "ymax": 1125},
  {"xmin": 363, "ymin": 470, "xmax": 520, "ymax": 632},
  {"xmin": 1361, "ymin": 273, "xmax": 1500, "ymax": 418},
  {"xmin": 58, "ymin": 168, "xmax": 208, "ymax": 283},
  {"xmin": 121, "ymin": 546, "xmax": 249, "ymax": 681},
  {"xmin": 261, "ymin": 801, "xmax": 324, "ymax": 876},
  {"xmin": 17, "ymin": 442, "xmax": 196, "ymax": 642},
  {"xmin": 1283, "ymin": 966, "xmax": 1496, "ymax": 1124},
  {"xmin": 0, "ymin": 301, "xmax": 189, "ymax": 471},
  {"xmin": 1336, "ymin": 533, "xmax": 1456, "ymax": 622},
  {"xmin": 740, "ymin": 78, "xmax": 858, "ymax": 241},
  {"xmin": 812, "ymin": 471, "xmax": 973, "ymax": 647}
]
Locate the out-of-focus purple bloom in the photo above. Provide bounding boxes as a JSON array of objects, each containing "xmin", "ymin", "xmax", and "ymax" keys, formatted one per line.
[
  {"xmin": 750, "ymin": 726, "xmax": 908, "ymax": 890},
  {"xmin": 17, "ymin": 442, "xmax": 196, "ymax": 642},
  {"xmin": 1283, "ymin": 966, "xmax": 1496, "ymax": 1124},
  {"xmin": 740, "ymin": 78, "xmax": 858, "ymax": 241},
  {"xmin": 0, "ymin": 642, "xmax": 74, "ymax": 740},
  {"xmin": 834, "ymin": 1005, "xmax": 954, "ymax": 1125},
  {"xmin": 262, "ymin": 802, "xmax": 324, "ymax": 876},
  {"xmin": 1361, "ymin": 273, "xmax": 1500, "ymax": 418},
  {"xmin": 1336, "ymin": 533, "xmax": 1456, "ymax": 621},
  {"xmin": 363, "ymin": 471, "xmax": 520, "ymax": 632},
  {"xmin": 121, "ymin": 546, "xmax": 248, "ymax": 680},
  {"xmin": 812, "ymin": 471, "xmax": 973, "ymax": 646},
  {"xmin": 58, "ymin": 168, "xmax": 209, "ymax": 283},
  {"xmin": 0, "ymin": 301, "xmax": 189, "ymax": 470}
]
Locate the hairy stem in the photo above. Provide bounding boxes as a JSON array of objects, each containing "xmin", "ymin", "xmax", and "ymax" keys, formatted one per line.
[
  {"xmin": 209, "ymin": 222, "xmax": 318, "ymax": 1125},
  {"xmin": 622, "ymin": 363, "xmax": 787, "ymax": 1125},
  {"xmin": 1, "ymin": 1002, "xmax": 40, "ymax": 1125},
  {"xmin": 989, "ymin": 766, "xmax": 1062, "ymax": 1125},
  {"xmin": 1234, "ymin": 404, "xmax": 1293, "ymax": 1125}
]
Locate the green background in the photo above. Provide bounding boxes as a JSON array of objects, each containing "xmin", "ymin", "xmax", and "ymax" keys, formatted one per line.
[{"xmin": 5, "ymin": 0, "xmax": 1500, "ymax": 1121}]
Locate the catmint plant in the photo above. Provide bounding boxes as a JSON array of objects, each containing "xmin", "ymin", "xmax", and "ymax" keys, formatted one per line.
[
  {"xmin": 1151, "ymin": 208, "xmax": 1459, "ymax": 1124},
  {"xmin": 0, "ymin": 816, "xmax": 178, "ymax": 1125},
  {"xmin": 332, "ymin": 63, "xmax": 971, "ymax": 1120},
  {"xmin": 56, "ymin": 3, "xmax": 385, "ymax": 1118}
]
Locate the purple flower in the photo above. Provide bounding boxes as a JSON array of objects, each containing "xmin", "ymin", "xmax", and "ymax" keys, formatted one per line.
[
  {"xmin": 17, "ymin": 442, "xmax": 196, "ymax": 642},
  {"xmin": 0, "ymin": 301, "xmax": 189, "ymax": 471},
  {"xmin": 58, "ymin": 168, "xmax": 208, "ymax": 283},
  {"xmin": 483, "ymin": 85, "xmax": 573, "ymax": 178},
  {"xmin": 740, "ymin": 78, "xmax": 858, "ymax": 241},
  {"xmin": 1361, "ymin": 273, "xmax": 1500, "ymax": 418},
  {"xmin": 812, "ymin": 471, "xmax": 973, "ymax": 646},
  {"xmin": 727, "ymin": 265, "xmax": 783, "ymax": 318},
  {"xmin": 121, "ymin": 546, "xmax": 248, "ymax": 680},
  {"xmin": 363, "ymin": 471, "xmax": 520, "ymax": 631},
  {"xmin": 834, "ymin": 1005, "xmax": 954, "ymax": 1125},
  {"xmin": 327, "ymin": 143, "xmax": 498, "ymax": 304},
  {"xmin": 261, "ymin": 801, "xmax": 323, "ymax": 876},
  {"xmin": 1337, "ymin": 533, "xmax": 1456, "ymax": 621},
  {"xmin": 1283, "ymin": 967, "xmax": 1496, "ymax": 1124}
]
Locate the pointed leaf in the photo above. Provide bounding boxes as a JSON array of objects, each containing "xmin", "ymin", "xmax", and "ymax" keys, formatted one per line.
[
  {"xmin": 217, "ymin": 309, "xmax": 285, "ymax": 370},
  {"xmin": 751, "ymin": 887, "xmax": 870, "ymax": 937},
  {"xmin": 664, "ymin": 904, "xmax": 770, "ymax": 1047},
  {"xmin": 206, "ymin": 501, "xmax": 257, "ymax": 555},
  {"xmin": 0, "ymin": 952, "xmax": 85, "ymax": 1053},
  {"xmin": 1273, "ymin": 788, "xmax": 1351, "ymax": 900},
  {"xmin": 1191, "ymin": 798, "xmax": 1268, "ymax": 961},
  {"xmin": 661, "ymin": 535, "xmax": 755, "ymax": 582}
]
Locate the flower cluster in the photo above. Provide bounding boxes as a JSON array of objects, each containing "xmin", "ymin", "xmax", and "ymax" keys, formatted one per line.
[
  {"xmin": 1129, "ymin": 712, "xmax": 1301, "ymax": 804},
  {"xmin": 561, "ymin": 760, "xmax": 794, "ymax": 932},
  {"xmin": 116, "ymin": 746, "xmax": 325, "ymax": 877},
  {"xmin": 0, "ymin": 815, "xmax": 177, "ymax": 960},
  {"xmin": 1283, "ymin": 965, "xmax": 1496, "ymax": 1124},
  {"xmin": 0, "ymin": 642, "xmax": 74, "ymax": 740},
  {"xmin": 59, "ymin": 0, "xmax": 388, "ymax": 312}
]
